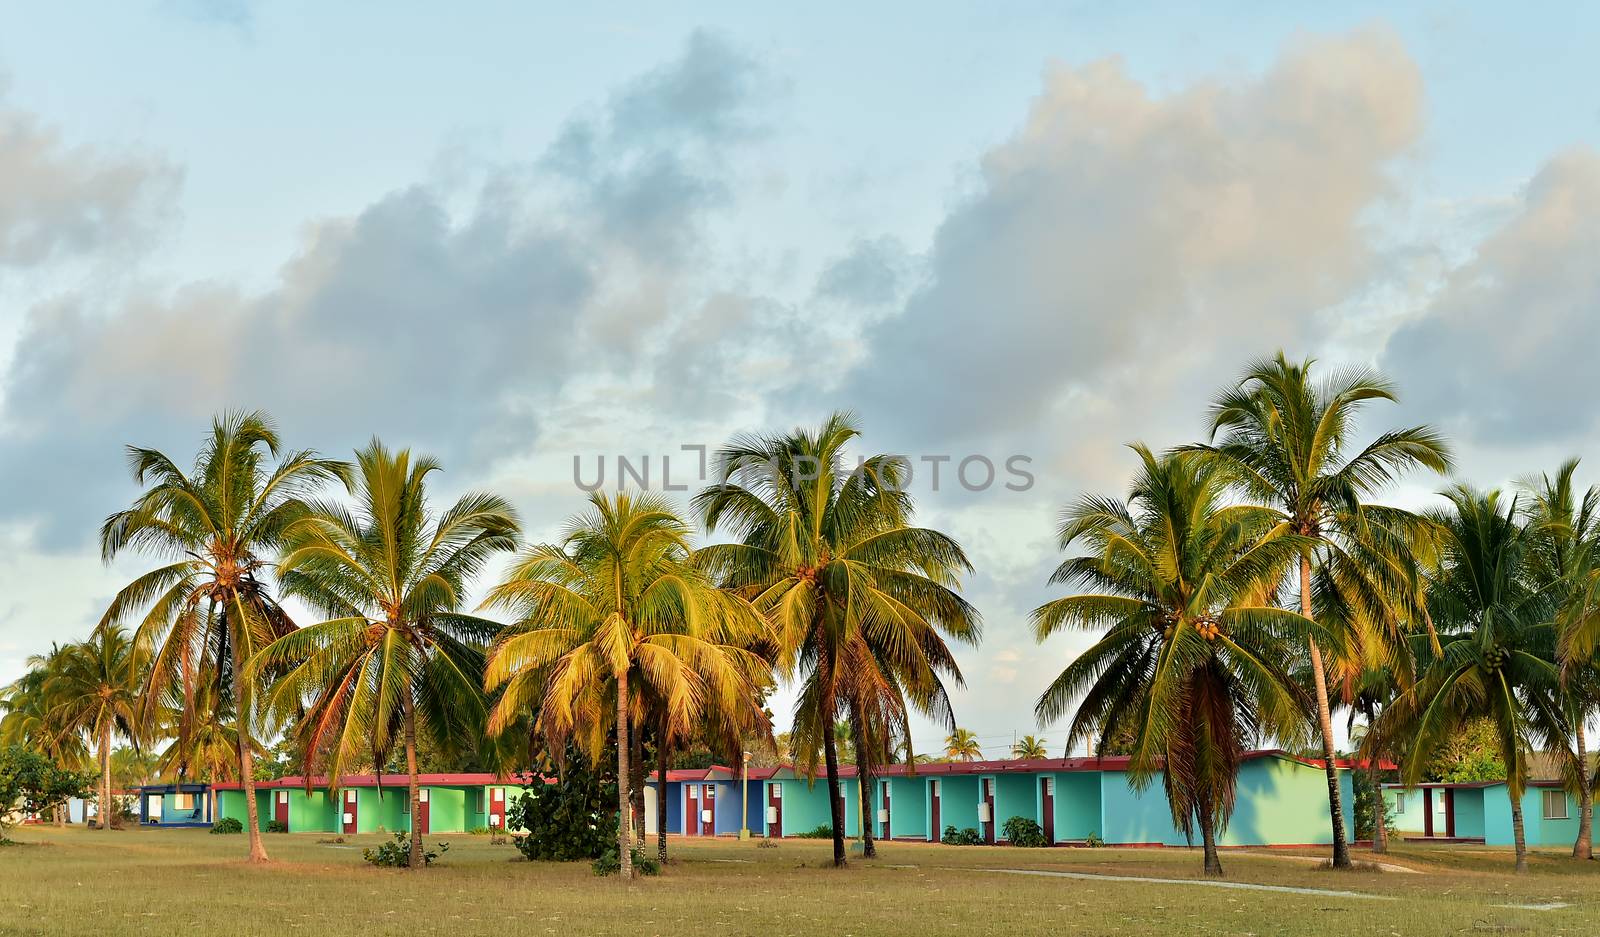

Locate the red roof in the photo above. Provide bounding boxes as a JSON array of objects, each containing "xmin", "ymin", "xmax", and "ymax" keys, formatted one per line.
[{"xmin": 211, "ymin": 773, "xmax": 539, "ymax": 791}]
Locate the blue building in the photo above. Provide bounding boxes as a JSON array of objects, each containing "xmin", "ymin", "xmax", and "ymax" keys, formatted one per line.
[{"xmin": 136, "ymin": 782, "xmax": 213, "ymax": 827}]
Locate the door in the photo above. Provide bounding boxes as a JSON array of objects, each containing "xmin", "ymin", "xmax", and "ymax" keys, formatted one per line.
[
  {"xmin": 489, "ymin": 787, "xmax": 506, "ymax": 829},
  {"xmin": 416, "ymin": 789, "xmax": 430, "ymax": 835},
  {"xmin": 342, "ymin": 789, "xmax": 358, "ymax": 835},
  {"xmin": 1423, "ymin": 789, "xmax": 1434, "ymax": 837},
  {"xmin": 880, "ymin": 780, "xmax": 892, "ymax": 840},
  {"xmin": 1040, "ymin": 777, "xmax": 1055, "ymax": 844},
  {"xmin": 766, "ymin": 783, "xmax": 783, "ymax": 837},
  {"xmin": 929, "ymin": 779, "xmax": 941, "ymax": 841},
  {"xmin": 274, "ymin": 790, "xmax": 289, "ymax": 830},
  {"xmin": 982, "ymin": 779, "xmax": 996, "ymax": 844},
  {"xmin": 686, "ymin": 786, "xmax": 700, "ymax": 836},
  {"xmin": 701, "ymin": 784, "xmax": 716, "ymax": 836}
]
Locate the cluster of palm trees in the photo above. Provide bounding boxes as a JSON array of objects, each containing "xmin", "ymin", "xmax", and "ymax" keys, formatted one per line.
[
  {"xmin": 2, "ymin": 412, "xmax": 977, "ymax": 875},
  {"xmin": 4, "ymin": 352, "xmax": 1597, "ymax": 880},
  {"xmin": 1034, "ymin": 354, "xmax": 1599, "ymax": 874}
]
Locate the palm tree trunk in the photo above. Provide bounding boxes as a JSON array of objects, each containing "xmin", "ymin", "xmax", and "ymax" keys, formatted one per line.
[
  {"xmin": 629, "ymin": 722, "xmax": 646, "ymax": 847},
  {"xmin": 1302, "ymin": 554, "xmax": 1351, "ymax": 868},
  {"xmin": 615, "ymin": 666, "xmax": 633, "ymax": 881},
  {"xmin": 656, "ymin": 709, "xmax": 669, "ymax": 864},
  {"xmin": 232, "ymin": 633, "xmax": 270, "ymax": 864},
  {"xmin": 822, "ymin": 691, "xmax": 847, "ymax": 868},
  {"xmin": 851, "ymin": 708, "xmax": 876, "ymax": 858},
  {"xmin": 404, "ymin": 692, "xmax": 423, "ymax": 870},
  {"xmin": 1369, "ymin": 754, "xmax": 1388, "ymax": 854},
  {"xmin": 1510, "ymin": 788, "xmax": 1528, "ymax": 873},
  {"xmin": 100, "ymin": 721, "xmax": 113, "ymax": 832},
  {"xmin": 1199, "ymin": 791, "xmax": 1223, "ymax": 877},
  {"xmin": 1575, "ymin": 718, "xmax": 1593, "ymax": 861}
]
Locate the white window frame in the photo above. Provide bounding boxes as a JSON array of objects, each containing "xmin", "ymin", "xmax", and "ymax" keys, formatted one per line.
[
  {"xmin": 1543, "ymin": 789, "xmax": 1569, "ymax": 821},
  {"xmin": 1394, "ymin": 792, "xmax": 1405, "ymax": 814}
]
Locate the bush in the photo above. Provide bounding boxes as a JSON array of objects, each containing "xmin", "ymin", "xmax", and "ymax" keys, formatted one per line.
[
  {"xmin": 265, "ymin": 820, "xmax": 289, "ymax": 834},
  {"xmin": 467, "ymin": 826, "xmax": 490, "ymax": 835},
  {"xmin": 0, "ymin": 746, "xmax": 93, "ymax": 842},
  {"xmin": 362, "ymin": 831, "xmax": 449, "ymax": 868},
  {"xmin": 507, "ymin": 748, "xmax": 615, "ymax": 862},
  {"xmin": 1002, "ymin": 816, "xmax": 1048, "ymax": 847},
  {"xmin": 1085, "ymin": 831, "xmax": 1104, "ymax": 848},
  {"xmin": 209, "ymin": 817, "xmax": 244, "ymax": 835},
  {"xmin": 591, "ymin": 845, "xmax": 660, "ymax": 877},
  {"xmin": 941, "ymin": 825, "xmax": 982, "ymax": 846},
  {"xmin": 794, "ymin": 824, "xmax": 835, "ymax": 839}
]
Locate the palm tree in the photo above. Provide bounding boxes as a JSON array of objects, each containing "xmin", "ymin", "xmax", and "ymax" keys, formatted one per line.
[
  {"xmin": 1, "ymin": 646, "xmax": 91, "ymax": 824},
  {"xmin": 156, "ymin": 678, "xmax": 238, "ymax": 822},
  {"xmin": 1519, "ymin": 460, "xmax": 1600, "ymax": 860},
  {"xmin": 251, "ymin": 439, "xmax": 518, "ymax": 870},
  {"xmin": 44, "ymin": 627, "xmax": 145, "ymax": 830},
  {"xmin": 1012, "ymin": 734, "xmax": 1049, "ymax": 760},
  {"xmin": 483, "ymin": 491, "xmax": 767, "ymax": 880},
  {"xmin": 944, "ymin": 729, "xmax": 982, "ymax": 762},
  {"xmin": 98, "ymin": 411, "xmax": 348, "ymax": 862},
  {"xmin": 1190, "ymin": 353, "xmax": 1451, "ymax": 867},
  {"xmin": 1392, "ymin": 486, "xmax": 1560, "ymax": 873},
  {"xmin": 110, "ymin": 746, "xmax": 161, "ymax": 791},
  {"xmin": 694, "ymin": 413, "xmax": 980, "ymax": 867},
  {"xmin": 1033, "ymin": 447, "xmax": 1314, "ymax": 876}
]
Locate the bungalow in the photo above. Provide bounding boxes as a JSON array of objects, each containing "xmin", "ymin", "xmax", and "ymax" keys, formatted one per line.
[
  {"xmin": 211, "ymin": 774, "xmax": 540, "ymax": 834},
  {"xmin": 137, "ymin": 782, "xmax": 213, "ymax": 827},
  {"xmin": 650, "ymin": 749, "xmax": 1358, "ymax": 847},
  {"xmin": 1383, "ymin": 780, "xmax": 1598, "ymax": 848}
]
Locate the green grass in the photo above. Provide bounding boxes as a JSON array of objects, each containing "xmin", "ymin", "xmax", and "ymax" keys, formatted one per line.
[{"xmin": 2, "ymin": 826, "xmax": 1598, "ymax": 936}]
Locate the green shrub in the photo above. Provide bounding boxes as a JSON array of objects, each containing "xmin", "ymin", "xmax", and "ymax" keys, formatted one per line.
[
  {"xmin": 941, "ymin": 825, "xmax": 982, "ymax": 846},
  {"xmin": 591, "ymin": 845, "xmax": 660, "ymax": 877},
  {"xmin": 265, "ymin": 820, "xmax": 288, "ymax": 834},
  {"xmin": 1002, "ymin": 816, "xmax": 1048, "ymax": 847},
  {"xmin": 794, "ymin": 824, "xmax": 835, "ymax": 839},
  {"xmin": 507, "ymin": 748, "xmax": 615, "ymax": 862},
  {"xmin": 467, "ymin": 826, "xmax": 490, "ymax": 836},
  {"xmin": 1084, "ymin": 831, "xmax": 1104, "ymax": 848},
  {"xmin": 209, "ymin": 817, "xmax": 244, "ymax": 835},
  {"xmin": 362, "ymin": 831, "xmax": 449, "ymax": 868}
]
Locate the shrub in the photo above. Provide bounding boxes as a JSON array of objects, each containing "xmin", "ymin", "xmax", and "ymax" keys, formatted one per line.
[
  {"xmin": 362, "ymin": 831, "xmax": 449, "ymax": 868},
  {"xmin": 467, "ymin": 826, "xmax": 490, "ymax": 836},
  {"xmin": 0, "ymin": 746, "xmax": 93, "ymax": 842},
  {"xmin": 794, "ymin": 824, "xmax": 835, "ymax": 839},
  {"xmin": 1084, "ymin": 831, "xmax": 1104, "ymax": 848},
  {"xmin": 941, "ymin": 825, "xmax": 982, "ymax": 846},
  {"xmin": 1002, "ymin": 816, "xmax": 1048, "ymax": 847},
  {"xmin": 592, "ymin": 845, "xmax": 660, "ymax": 877},
  {"xmin": 507, "ymin": 750, "xmax": 615, "ymax": 863},
  {"xmin": 209, "ymin": 817, "xmax": 244, "ymax": 835},
  {"xmin": 265, "ymin": 820, "xmax": 289, "ymax": 834}
]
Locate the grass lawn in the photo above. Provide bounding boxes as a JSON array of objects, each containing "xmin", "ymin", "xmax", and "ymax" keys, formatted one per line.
[{"xmin": 2, "ymin": 826, "xmax": 1598, "ymax": 936}]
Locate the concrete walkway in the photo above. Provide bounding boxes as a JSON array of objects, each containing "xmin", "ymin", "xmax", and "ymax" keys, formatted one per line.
[{"xmin": 948, "ymin": 866, "xmax": 1397, "ymax": 901}]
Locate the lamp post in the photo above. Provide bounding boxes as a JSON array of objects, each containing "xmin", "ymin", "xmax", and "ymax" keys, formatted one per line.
[{"xmin": 739, "ymin": 750, "xmax": 752, "ymax": 840}]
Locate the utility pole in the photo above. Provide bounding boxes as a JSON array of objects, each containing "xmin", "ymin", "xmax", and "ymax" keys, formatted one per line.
[{"xmin": 739, "ymin": 750, "xmax": 752, "ymax": 840}]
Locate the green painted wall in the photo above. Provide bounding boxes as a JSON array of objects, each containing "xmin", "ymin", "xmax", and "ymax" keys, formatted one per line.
[
  {"xmin": 1385, "ymin": 788, "xmax": 1427, "ymax": 833},
  {"xmin": 1052, "ymin": 772, "xmax": 1102, "ymax": 842},
  {"xmin": 1451, "ymin": 787, "xmax": 1486, "ymax": 839},
  {"xmin": 937, "ymin": 775, "xmax": 981, "ymax": 835},
  {"xmin": 884, "ymin": 776, "xmax": 927, "ymax": 839},
  {"xmin": 992, "ymin": 774, "xmax": 1034, "ymax": 841},
  {"xmin": 772, "ymin": 777, "xmax": 861, "ymax": 836},
  {"xmin": 1222, "ymin": 756, "xmax": 1344, "ymax": 846},
  {"xmin": 423, "ymin": 787, "xmax": 468, "ymax": 833}
]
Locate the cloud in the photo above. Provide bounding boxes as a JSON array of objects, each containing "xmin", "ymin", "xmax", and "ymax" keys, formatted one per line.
[
  {"xmin": 846, "ymin": 28, "xmax": 1424, "ymax": 447},
  {"xmin": 0, "ymin": 84, "xmax": 180, "ymax": 267},
  {"xmin": 1382, "ymin": 148, "xmax": 1600, "ymax": 447},
  {"xmin": 0, "ymin": 31, "xmax": 777, "ymax": 549}
]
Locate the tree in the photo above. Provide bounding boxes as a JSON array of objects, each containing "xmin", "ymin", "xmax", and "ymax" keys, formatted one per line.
[
  {"xmin": 98, "ymin": 411, "xmax": 349, "ymax": 862},
  {"xmin": 944, "ymin": 729, "xmax": 982, "ymax": 762},
  {"xmin": 1012, "ymin": 735, "xmax": 1049, "ymax": 760},
  {"xmin": 252, "ymin": 439, "xmax": 518, "ymax": 870},
  {"xmin": 156, "ymin": 678, "xmax": 237, "ymax": 821},
  {"xmin": 694, "ymin": 413, "xmax": 979, "ymax": 867},
  {"xmin": 1190, "ymin": 353, "xmax": 1450, "ymax": 867},
  {"xmin": 43, "ymin": 627, "xmax": 145, "ymax": 830},
  {"xmin": 1520, "ymin": 459, "xmax": 1600, "ymax": 860},
  {"xmin": 0, "ymin": 746, "xmax": 93, "ymax": 842},
  {"xmin": 1, "ymin": 647, "xmax": 90, "ymax": 825},
  {"xmin": 1033, "ymin": 447, "xmax": 1314, "ymax": 876},
  {"xmin": 1392, "ymin": 487, "xmax": 1560, "ymax": 873},
  {"xmin": 483, "ymin": 491, "xmax": 766, "ymax": 881}
]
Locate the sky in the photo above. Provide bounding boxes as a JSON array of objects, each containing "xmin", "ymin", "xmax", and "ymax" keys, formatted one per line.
[{"xmin": 2, "ymin": 2, "xmax": 1598, "ymax": 760}]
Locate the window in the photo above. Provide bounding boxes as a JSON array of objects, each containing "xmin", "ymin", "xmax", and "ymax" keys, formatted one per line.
[
  {"xmin": 474, "ymin": 789, "xmax": 485, "ymax": 812},
  {"xmin": 771, "ymin": 785, "xmax": 781, "ymax": 800},
  {"xmin": 175, "ymin": 793, "xmax": 194, "ymax": 810},
  {"xmin": 1543, "ymin": 790, "xmax": 1569, "ymax": 820},
  {"xmin": 1394, "ymin": 793, "xmax": 1405, "ymax": 814},
  {"xmin": 1436, "ymin": 794, "xmax": 1448, "ymax": 814},
  {"xmin": 1042, "ymin": 777, "xmax": 1054, "ymax": 795}
]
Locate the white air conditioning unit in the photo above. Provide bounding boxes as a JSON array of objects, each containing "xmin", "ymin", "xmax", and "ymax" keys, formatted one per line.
[
  {"xmin": 877, "ymin": 809, "xmax": 888, "ymax": 823},
  {"xmin": 489, "ymin": 815, "xmax": 501, "ymax": 827},
  {"xmin": 702, "ymin": 809, "xmax": 713, "ymax": 823},
  {"xmin": 342, "ymin": 813, "xmax": 353, "ymax": 824},
  {"xmin": 977, "ymin": 804, "xmax": 992, "ymax": 823},
  {"xmin": 766, "ymin": 807, "xmax": 778, "ymax": 824}
]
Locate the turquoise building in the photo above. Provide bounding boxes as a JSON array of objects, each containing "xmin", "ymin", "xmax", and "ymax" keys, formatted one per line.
[
  {"xmin": 653, "ymin": 749, "xmax": 1359, "ymax": 847},
  {"xmin": 212, "ymin": 773, "xmax": 540, "ymax": 834},
  {"xmin": 136, "ymin": 782, "xmax": 212, "ymax": 828},
  {"xmin": 1383, "ymin": 780, "xmax": 1597, "ymax": 847}
]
